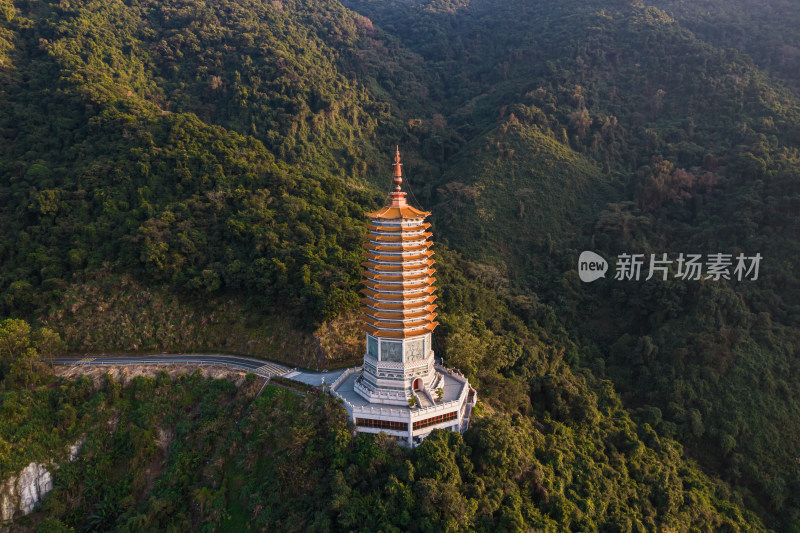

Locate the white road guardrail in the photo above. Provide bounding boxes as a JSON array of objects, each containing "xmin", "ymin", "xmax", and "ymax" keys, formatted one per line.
[{"xmin": 55, "ymin": 358, "xmax": 286, "ymax": 377}]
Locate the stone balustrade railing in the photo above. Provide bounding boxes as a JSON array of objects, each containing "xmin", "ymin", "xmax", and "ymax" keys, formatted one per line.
[
  {"xmin": 330, "ymin": 364, "xmax": 472, "ymax": 422},
  {"xmin": 328, "ymin": 366, "xmax": 361, "ymax": 391}
]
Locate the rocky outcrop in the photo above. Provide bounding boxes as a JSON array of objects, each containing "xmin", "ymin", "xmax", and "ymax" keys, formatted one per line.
[
  {"xmin": 0, "ymin": 462, "xmax": 53, "ymax": 522},
  {"xmin": 68, "ymin": 437, "xmax": 86, "ymax": 463},
  {"xmin": 0, "ymin": 438, "xmax": 85, "ymax": 524}
]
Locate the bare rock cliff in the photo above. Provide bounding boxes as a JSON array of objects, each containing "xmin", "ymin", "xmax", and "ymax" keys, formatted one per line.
[
  {"xmin": 0, "ymin": 462, "xmax": 53, "ymax": 522},
  {"xmin": 0, "ymin": 438, "xmax": 84, "ymax": 524}
]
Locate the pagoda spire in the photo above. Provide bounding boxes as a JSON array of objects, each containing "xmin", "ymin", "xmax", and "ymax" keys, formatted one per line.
[
  {"xmin": 389, "ymin": 147, "xmax": 408, "ymax": 208},
  {"xmin": 393, "ymin": 146, "xmax": 403, "ymax": 191}
]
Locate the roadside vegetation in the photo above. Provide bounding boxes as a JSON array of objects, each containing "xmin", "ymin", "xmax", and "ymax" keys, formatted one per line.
[{"xmin": 0, "ymin": 332, "xmax": 764, "ymax": 531}]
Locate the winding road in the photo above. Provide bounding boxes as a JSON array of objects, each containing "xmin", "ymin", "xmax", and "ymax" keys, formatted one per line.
[{"xmin": 53, "ymin": 354, "xmax": 346, "ymax": 387}]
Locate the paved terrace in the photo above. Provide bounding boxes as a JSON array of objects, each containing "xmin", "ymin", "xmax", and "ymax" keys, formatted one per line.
[{"xmin": 332, "ymin": 368, "xmax": 467, "ymax": 413}]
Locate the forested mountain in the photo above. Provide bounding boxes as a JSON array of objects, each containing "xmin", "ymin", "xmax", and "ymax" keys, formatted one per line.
[
  {"xmin": 650, "ymin": 0, "xmax": 800, "ymax": 90},
  {"xmin": 1, "ymin": 0, "xmax": 799, "ymax": 530},
  {"xmin": 346, "ymin": 0, "xmax": 800, "ymax": 527}
]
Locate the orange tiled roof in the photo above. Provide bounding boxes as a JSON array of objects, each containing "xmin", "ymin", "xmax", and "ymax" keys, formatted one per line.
[
  {"xmin": 360, "ymin": 286, "xmax": 436, "ymax": 301},
  {"xmin": 361, "ymin": 259, "xmax": 436, "ymax": 271},
  {"xmin": 363, "ymin": 250, "xmax": 434, "ymax": 262},
  {"xmin": 362, "ymin": 149, "xmax": 440, "ymax": 339},
  {"xmin": 363, "ymin": 232, "xmax": 433, "ymax": 243},
  {"xmin": 365, "ymin": 205, "xmax": 430, "ymax": 220},
  {"xmin": 364, "ymin": 243, "xmax": 432, "ymax": 255},
  {"xmin": 363, "ymin": 315, "xmax": 438, "ymax": 331},
  {"xmin": 364, "ymin": 308, "xmax": 438, "ymax": 321},
  {"xmin": 361, "ymin": 269, "xmax": 436, "ymax": 282},
  {"xmin": 366, "ymin": 223, "xmax": 431, "ymax": 233},
  {"xmin": 362, "ymin": 279, "xmax": 435, "ymax": 293},
  {"xmin": 360, "ymin": 290, "xmax": 403, "ymax": 301},
  {"xmin": 363, "ymin": 306, "xmax": 438, "ymax": 320},
  {"xmin": 361, "ymin": 322, "xmax": 439, "ymax": 338},
  {"xmin": 359, "ymin": 296, "xmax": 438, "ymax": 310}
]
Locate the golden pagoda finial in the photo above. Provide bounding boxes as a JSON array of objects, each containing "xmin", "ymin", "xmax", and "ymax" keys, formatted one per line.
[
  {"xmin": 392, "ymin": 146, "xmax": 403, "ymax": 191},
  {"xmin": 386, "ymin": 146, "xmax": 409, "ymax": 208}
]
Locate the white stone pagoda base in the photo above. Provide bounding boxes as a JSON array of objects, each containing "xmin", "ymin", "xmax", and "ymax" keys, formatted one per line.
[{"xmin": 330, "ymin": 365, "xmax": 477, "ymax": 446}]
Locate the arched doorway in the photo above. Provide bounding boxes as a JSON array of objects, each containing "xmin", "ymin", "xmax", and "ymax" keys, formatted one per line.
[{"xmin": 413, "ymin": 378, "xmax": 422, "ymax": 391}]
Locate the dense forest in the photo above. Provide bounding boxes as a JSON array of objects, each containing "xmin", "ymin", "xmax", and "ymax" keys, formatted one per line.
[
  {"xmin": 2, "ymin": 0, "xmax": 800, "ymax": 530},
  {"xmin": 0, "ymin": 319, "xmax": 766, "ymax": 531}
]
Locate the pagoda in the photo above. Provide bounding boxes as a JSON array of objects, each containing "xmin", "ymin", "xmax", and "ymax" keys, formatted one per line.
[{"xmin": 330, "ymin": 148, "xmax": 477, "ymax": 446}]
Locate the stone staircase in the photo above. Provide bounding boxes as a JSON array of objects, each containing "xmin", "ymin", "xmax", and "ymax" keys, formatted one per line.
[
  {"xmin": 414, "ymin": 391, "xmax": 433, "ymax": 408},
  {"xmin": 253, "ymin": 362, "xmax": 290, "ymax": 377}
]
